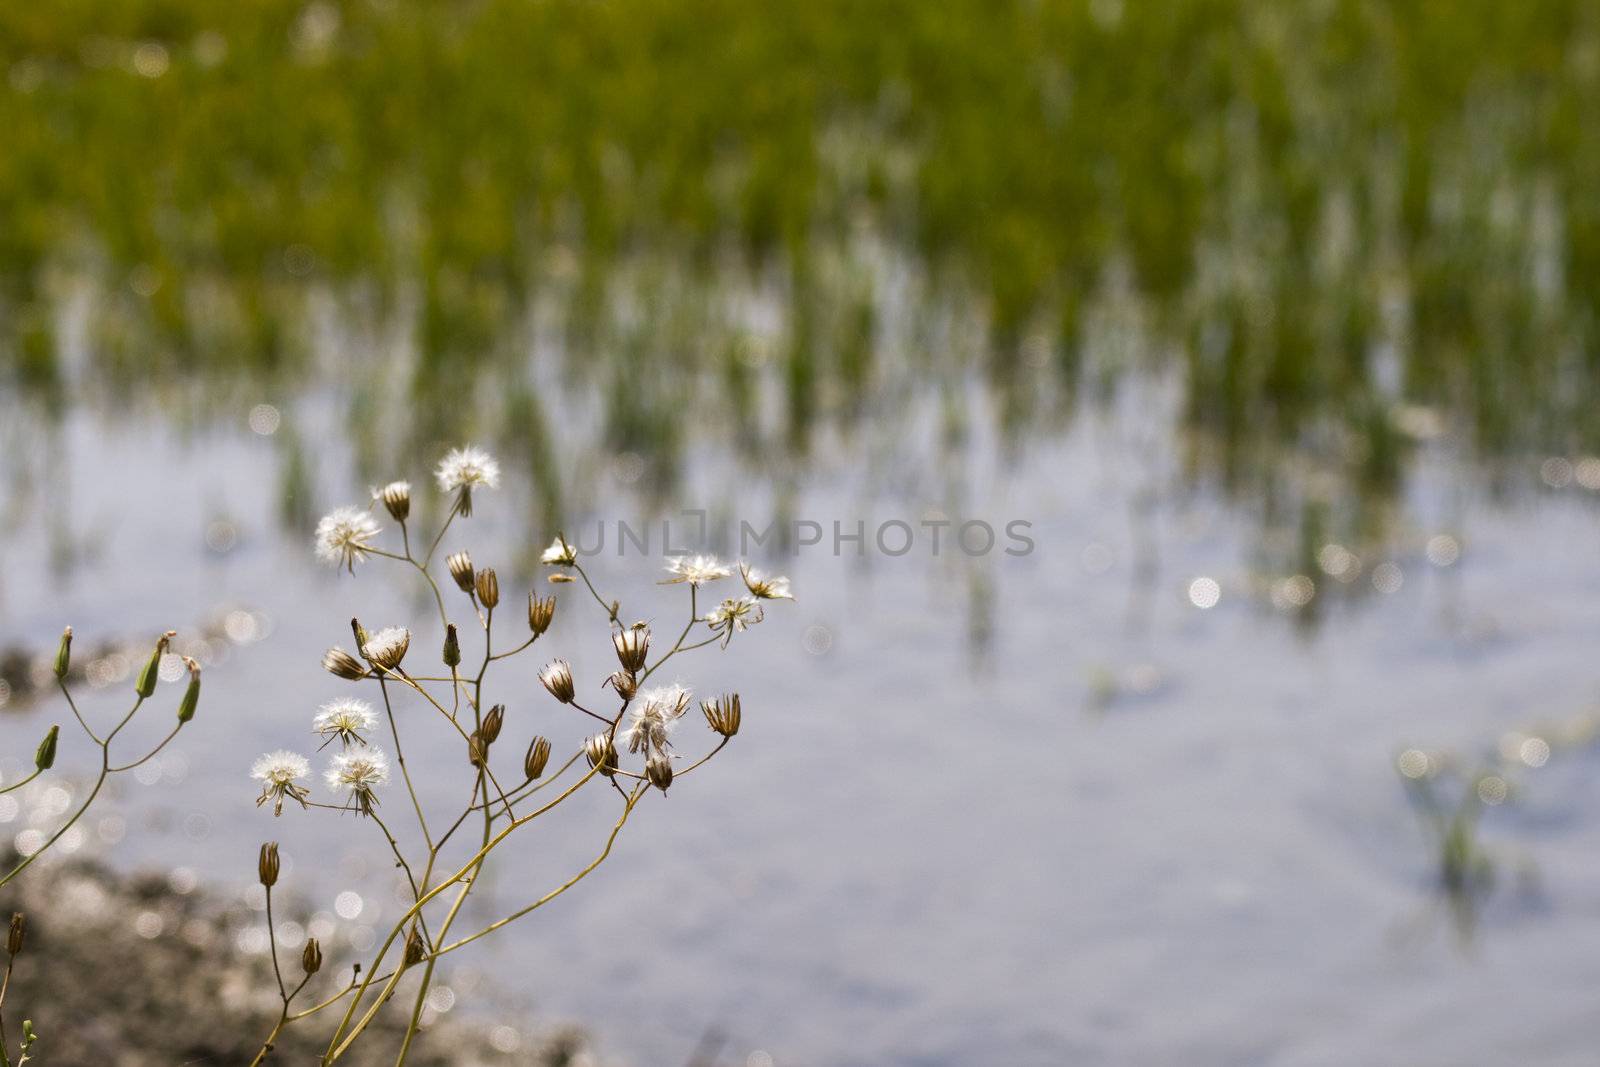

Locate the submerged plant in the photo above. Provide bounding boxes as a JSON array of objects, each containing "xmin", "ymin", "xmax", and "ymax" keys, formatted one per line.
[{"xmin": 247, "ymin": 446, "xmax": 791, "ymax": 1063}]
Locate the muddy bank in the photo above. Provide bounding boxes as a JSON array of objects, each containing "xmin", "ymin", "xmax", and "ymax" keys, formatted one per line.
[{"xmin": 0, "ymin": 855, "xmax": 594, "ymax": 1065}]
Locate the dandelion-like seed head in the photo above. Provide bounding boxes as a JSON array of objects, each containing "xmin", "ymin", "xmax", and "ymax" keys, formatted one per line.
[
  {"xmin": 362, "ymin": 627, "xmax": 410, "ymax": 671},
  {"xmin": 704, "ymin": 596, "xmax": 763, "ymax": 647},
  {"xmin": 622, "ymin": 684, "xmax": 692, "ymax": 755},
  {"xmin": 540, "ymin": 535, "xmax": 577, "ymax": 567},
  {"xmin": 314, "ymin": 507, "xmax": 382, "ymax": 573},
  {"xmin": 436, "ymin": 446, "xmax": 500, "ymax": 517},
  {"xmin": 312, "ymin": 698, "xmax": 378, "ymax": 747},
  {"xmin": 324, "ymin": 748, "xmax": 390, "ymax": 814},
  {"xmin": 612, "ymin": 625, "xmax": 650, "ymax": 672},
  {"xmin": 663, "ymin": 554, "xmax": 732, "ymax": 587},
  {"xmin": 447, "ymin": 551, "xmax": 475, "ymax": 594},
  {"xmin": 584, "ymin": 733, "xmax": 618, "ymax": 777},
  {"xmin": 539, "ymin": 660, "xmax": 576, "ymax": 704},
  {"xmin": 252, "ymin": 750, "xmax": 311, "ymax": 816},
  {"xmin": 740, "ymin": 562, "xmax": 794, "ymax": 600},
  {"xmin": 372, "ymin": 481, "xmax": 411, "ymax": 523}
]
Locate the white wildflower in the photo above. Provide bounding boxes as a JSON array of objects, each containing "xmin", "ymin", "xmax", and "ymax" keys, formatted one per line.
[
  {"xmin": 704, "ymin": 596, "xmax": 763, "ymax": 647},
  {"xmin": 540, "ymin": 535, "xmax": 577, "ymax": 567},
  {"xmin": 621, "ymin": 684, "xmax": 692, "ymax": 755},
  {"xmin": 663, "ymin": 554, "xmax": 731, "ymax": 587},
  {"xmin": 314, "ymin": 507, "xmax": 382, "ymax": 573},
  {"xmin": 739, "ymin": 562, "xmax": 793, "ymax": 600},
  {"xmin": 312, "ymin": 698, "xmax": 378, "ymax": 748},
  {"xmin": 435, "ymin": 446, "xmax": 500, "ymax": 516},
  {"xmin": 252, "ymin": 750, "xmax": 311, "ymax": 816},
  {"xmin": 324, "ymin": 748, "xmax": 389, "ymax": 814}
]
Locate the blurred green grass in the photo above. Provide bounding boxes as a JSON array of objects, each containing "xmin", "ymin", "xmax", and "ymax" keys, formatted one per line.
[{"xmin": 2, "ymin": 1, "xmax": 1597, "ymax": 549}]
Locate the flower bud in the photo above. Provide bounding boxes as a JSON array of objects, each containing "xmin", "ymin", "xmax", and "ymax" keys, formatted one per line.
[
  {"xmin": 527, "ymin": 593, "xmax": 556, "ymax": 636},
  {"xmin": 701, "ymin": 693, "xmax": 742, "ymax": 738},
  {"xmin": 301, "ymin": 937, "xmax": 323, "ymax": 975},
  {"xmin": 645, "ymin": 753, "xmax": 674, "ymax": 792},
  {"xmin": 34, "ymin": 725, "xmax": 58, "ymax": 771},
  {"xmin": 442, "ymin": 624, "xmax": 461, "ymax": 668},
  {"xmin": 350, "ymin": 617, "xmax": 368, "ymax": 651},
  {"xmin": 7, "ymin": 913, "xmax": 24, "ymax": 956},
  {"xmin": 403, "ymin": 926, "xmax": 427, "ymax": 967},
  {"xmin": 447, "ymin": 551, "xmax": 475, "ymax": 594},
  {"xmin": 376, "ymin": 481, "xmax": 411, "ymax": 523},
  {"xmin": 584, "ymin": 733, "xmax": 618, "ymax": 777},
  {"xmin": 258, "ymin": 842, "xmax": 280, "ymax": 888},
  {"xmin": 603, "ymin": 670, "xmax": 638, "ymax": 702},
  {"xmin": 135, "ymin": 631, "xmax": 176, "ymax": 699},
  {"xmin": 612, "ymin": 625, "xmax": 650, "ymax": 673},
  {"xmin": 481, "ymin": 704, "xmax": 505, "ymax": 744},
  {"xmin": 539, "ymin": 660, "xmax": 576, "ymax": 704},
  {"xmin": 176, "ymin": 657, "xmax": 201, "ymax": 723},
  {"xmin": 524, "ymin": 736, "xmax": 551, "ymax": 780},
  {"xmin": 323, "ymin": 647, "xmax": 367, "ymax": 680},
  {"xmin": 54, "ymin": 626, "xmax": 72, "ymax": 679},
  {"xmin": 467, "ymin": 731, "xmax": 487, "ymax": 768},
  {"xmin": 475, "ymin": 567, "xmax": 500, "ymax": 610}
]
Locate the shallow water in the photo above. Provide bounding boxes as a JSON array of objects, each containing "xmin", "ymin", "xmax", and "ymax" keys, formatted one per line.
[{"xmin": 4, "ymin": 375, "xmax": 1599, "ymax": 1066}]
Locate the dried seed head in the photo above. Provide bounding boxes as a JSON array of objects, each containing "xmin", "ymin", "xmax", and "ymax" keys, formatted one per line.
[
  {"xmin": 584, "ymin": 733, "xmax": 618, "ymax": 777},
  {"xmin": 447, "ymin": 551, "xmax": 476, "ymax": 594},
  {"xmin": 739, "ymin": 562, "xmax": 795, "ymax": 601},
  {"xmin": 527, "ymin": 593, "xmax": 556, "ymax": 636},
  {"xmin": 7, "ymin": 913, "xmax": 24, "ymax": 956},
  {"xmin": 54, "ymin": 626, "xmax": 72, "ymax": 679},
  {"xmin": 539, "ymin": 660, "xmax": 576, "ymax": 704},
  {"xmin": 524, "ymin": 736, "xmax": 551, "ymax": 780},
  {"xmin": 176, "ymin": 657, "xmax": 201, "ymax": 723},
  {"xmin": 323, "ymin": 647, "xmax": 368, "ymax": 681},
  {"xmin": 34, "ymin": 724, "xmax": 59, "ymax": 771},
  {"xmin": 481, "ymin": 704, "xmax": 505, "ymax": 744},
  {"xmin": 441, "ymin": 617, "xmax": 460, "ymax": 668},
  {"xmin": 136, "ymin": 630, "xmax": 177, "ymax": 699},
  {"xmin": 403, "ymin": 925, "xmax": 427, "ymax": 967},
  {"xmin": 475, "ymin": 567, "xmax": 500, "ymax": 609},
  {"xmin": 603, "ymin": 670, "xmax": 638, "ymax": 702},
  {"xmin": 702, "ymin": 693, "xmax": 742, "ymax": 738},
  {"xmin": 362, "ymin": 627, "xmax": 410, "ymax": 672},
  {"xmin": 645, "ymin": 753, "xmax": 674, "ymax": 792},
  {"xmin": 375, "ymin": 481, "xmax": 411, "ymax": 523},
  {"xmin": 258, "ymin": 842, "xmax": 280, "ymax": 888},
  {"xmin": 622, "ymin": 685, "xmax": 692, "ymax": 755},
  {"xmin": 548, "ymin": 573, "xmax": 576, "ymax": 584},
  {"xmin": 301, "ymin": 937, "xmax": 323, "ymax": 976},
  {"xmin": 612, "ymin": 625, "xmax": 650, "ymax": 673},
  {"xmin": 467, "ymin": 731, "xmax": 488, "ymax": 768}
]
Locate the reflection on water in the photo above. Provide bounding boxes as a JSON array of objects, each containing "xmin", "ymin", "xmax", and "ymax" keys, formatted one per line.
[
  {"xmin": 6, "ymin": 3, "xmax": 1600, "ymax": 1063},
  {"xmin": 4, "ymin": 1, "xmax": 1600, "ymax": 586}
]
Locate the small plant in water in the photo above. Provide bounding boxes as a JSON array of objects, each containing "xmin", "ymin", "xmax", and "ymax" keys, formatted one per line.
[{"xmin": 247, "ymin": 448, "xmax": 792, "ymax": 1064}]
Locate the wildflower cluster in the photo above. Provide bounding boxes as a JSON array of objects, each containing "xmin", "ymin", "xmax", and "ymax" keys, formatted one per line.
[{"xmin": 248, "ymin": 446, "xmax": 792, "ymax": 1063}]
